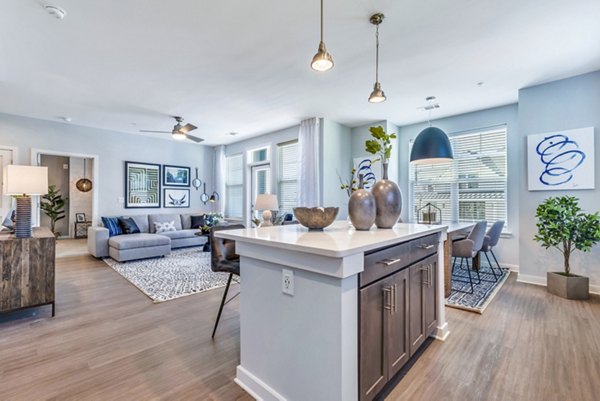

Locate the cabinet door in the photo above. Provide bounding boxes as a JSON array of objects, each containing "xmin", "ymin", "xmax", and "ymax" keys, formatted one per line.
[
  {"xmin": 409, "ymin": 263, "xmax": 426, "ymax": 356},
  {"xmin": 423, "ymin": 255, "xmax": 438, "ymax": 336},
  {"xmin": 359, "ymin": 280, "xmax": 388, "ymax": 401},
  {"xmin": 386, "ymin": 268, "xmax": 409, "ymax": 378}
]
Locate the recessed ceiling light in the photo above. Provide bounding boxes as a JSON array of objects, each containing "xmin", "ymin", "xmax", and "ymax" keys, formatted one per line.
[
  {"xmin": 44, "ymin": 5, "xmax": 67, "ymax": 19},
  {"xmin": 477, "ymin": 81, "xmax": 485, "ymax": 87},
  {"xmin": 228, "ymin": 132, "xmax": 238, "ymax": 136}
]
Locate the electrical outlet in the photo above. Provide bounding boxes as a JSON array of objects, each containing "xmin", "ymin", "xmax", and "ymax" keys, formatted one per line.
[{"xmin": 282, "ymin": 269, "xmax": 294, "ymax": 296}]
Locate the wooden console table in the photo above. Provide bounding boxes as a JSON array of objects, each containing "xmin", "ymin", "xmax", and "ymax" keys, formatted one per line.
[{"xmin": 0, "ymin": 227, "xmax": 56, "ymax": 316}]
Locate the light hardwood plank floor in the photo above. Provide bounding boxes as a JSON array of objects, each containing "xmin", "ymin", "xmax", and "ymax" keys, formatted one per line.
[{"xmin": 0, "ymin": 254, "xmax": 599, "ymax": 401}]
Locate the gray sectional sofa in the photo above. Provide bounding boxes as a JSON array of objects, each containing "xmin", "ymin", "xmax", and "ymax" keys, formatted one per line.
[{"xmin": 88, "ymin": 213, "xmax": 208, "ymax": 262}]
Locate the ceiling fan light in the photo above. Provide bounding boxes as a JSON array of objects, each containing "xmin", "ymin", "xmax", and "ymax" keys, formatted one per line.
[
  {"xmin": 410, "ymin": 126, "xmax": 454, "ymax": 164},
  {"xmin": 172, "ymin": 131, "xmax": 186, "ymax": 140},
  {"xmin": 311, "ymin": 42, "xmax": 334, "ymax": 71},
  {"xmin": 368, "ymin": 82, "xmax": 386, "ymax": 103}
]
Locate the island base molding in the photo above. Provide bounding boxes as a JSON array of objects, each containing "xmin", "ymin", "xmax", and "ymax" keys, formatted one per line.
[{"xmin": 235, "ymin": 366, "xmax": 287, "ymax": 401}]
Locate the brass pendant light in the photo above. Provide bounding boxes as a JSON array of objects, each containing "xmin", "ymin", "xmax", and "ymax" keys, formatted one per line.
[
  {"xmin": 310, "ymin": 0, "xmax": 334, "ymax": 71},
  {"xmin": 368, "ymin": 13, "xmax": 386, "ymax": 103},
  {"xmin": 75, "ymin": 158, "xmax": 93, "ymax": 192}
]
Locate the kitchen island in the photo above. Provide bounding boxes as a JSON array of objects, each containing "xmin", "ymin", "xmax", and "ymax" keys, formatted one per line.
[{"xmin": 216, "ymin": 221, "xmax": 449, "ymax": 401}]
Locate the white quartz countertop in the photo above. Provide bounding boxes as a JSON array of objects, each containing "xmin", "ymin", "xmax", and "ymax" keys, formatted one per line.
[{"xmin": 215, "ymin": 221, "xmax": 446, "ymax": 258}]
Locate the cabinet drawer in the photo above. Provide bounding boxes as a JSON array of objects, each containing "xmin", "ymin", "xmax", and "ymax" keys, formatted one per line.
[
  {"xmin": 409, "ymin": 233, "xmax": 439, "ymax": 264},
  {"xmin": 361, "ymin": 241, "xmax": 410, "ymax": 287}
]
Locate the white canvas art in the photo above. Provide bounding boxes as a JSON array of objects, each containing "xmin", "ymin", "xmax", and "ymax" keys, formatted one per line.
[
  {"xmin": 527, "ymin": 127, "xmax": 595, "ymax": 191},
  {"xmin": 353, "ymin": 157, "xmax": 382, "ymax": 190}
]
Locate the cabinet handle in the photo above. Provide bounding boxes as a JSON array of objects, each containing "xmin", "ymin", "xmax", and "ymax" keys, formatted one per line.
[
  {"xmin": 382, "ymin": 287, "xmax": 392, "ymax": 311},
  {"xmin": 419, "ymin": 244, "xmax": 434, "ymax": 250},
  {"xmin": 380, "ymin": 258, "xmax": 402, "ymax": 266},
  {"xmin": 392, "ymin": 284, "xmax": 397, "ymax": 313},
  {"xmin": 419, "ymin": 266, "xmax": 431, "ymax": 287}
]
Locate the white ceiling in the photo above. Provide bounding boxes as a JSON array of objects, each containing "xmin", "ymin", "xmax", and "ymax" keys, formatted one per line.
[{"xmin": 1, "ymin": 0, "xmax": 600, "ymax": 145}]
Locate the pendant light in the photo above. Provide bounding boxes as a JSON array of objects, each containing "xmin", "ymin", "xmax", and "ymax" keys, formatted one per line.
[
  {"xmin": 209, "ymin": 191, "xmax": 220, "ymax": 203},
  {"xmin": 310, "ymin": 0, "xmax": 334, "ymax": 71},
  {"xmin": 368, "ymin": 13, "xmax": 386, "ymax": 103},
  {"xmin": 410, "ymin": 97, "xmax": 454, "ymax": 164},
  {"xmin": 75, "ymin": 158, "xmax": 93, "ymax": 192}
]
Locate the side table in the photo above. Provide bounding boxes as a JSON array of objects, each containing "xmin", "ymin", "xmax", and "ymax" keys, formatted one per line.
[
  {"xmin": 194, "ymin": 231, "xmax": 211, "ymax": 252},
  {"xmin": 75, "ymin": 221, "xmax": 92, "ymax": 239}
]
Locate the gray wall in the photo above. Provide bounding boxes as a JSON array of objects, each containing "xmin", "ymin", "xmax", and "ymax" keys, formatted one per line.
[
  {"xmin": 396, "ymin": 104, "xmax": 520, "ymax": 268},
  {"xmin": 518, "ymin": 71, "xmax": 600, "ymax": 291},
  {"xmin": 322, "ymin": 119, "xmax": 352, "ymax": 219},
  {"xmin": 40, "ymin": 154, "xmax": 70, "ymax": 236},
  {"xmin": 0, "ymin": 112, "xmax": 214, "ymax": 224}
]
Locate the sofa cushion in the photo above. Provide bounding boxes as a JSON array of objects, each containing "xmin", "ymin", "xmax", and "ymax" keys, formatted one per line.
[
  {"xmin": 109, "ymin": 233, "xmax": 170, "ymax": 250},
  {"xmin": 190, "ymin": 214, "xmax": 206, "ymax": 229},
  {"xmin": 154, "ymin": 221, "xmax": 177, "ymax": 233},
  {"xmin": 118, "ymin": 217, "xmax": 140, "ymax": 234},
  {"xmin": 160, "ymin": 229, "xmax": 199, "ymax": 240},
  {"xmin": 148, "ymin": 214, "xmax": 183, "ymax": 233},
  {"xmin": 102, "ymin": 216, "xmax": 123, "ymax": 237},
  {"xmin": 130, "ymin": 215, "xmax": 149, "ymax": 233}
]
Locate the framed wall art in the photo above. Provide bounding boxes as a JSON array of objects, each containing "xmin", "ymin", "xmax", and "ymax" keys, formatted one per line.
[
  {"xmin": 527, "ymin": 127, "xmax": 595, "ymax": 191},
  {"xmin": 164, "ymin": 188, "xmax": 190, "ymax": 208},
  {"xmin": 163, "ymin": 165, "xmax": 190, "ymax": 187},
  {"xmin": 353, "ymin": 156, "xmax": 381, "ymax": 190},
  {"xmin": 125, "ymin": 161, "xmax": 161, "ymax": 208}
]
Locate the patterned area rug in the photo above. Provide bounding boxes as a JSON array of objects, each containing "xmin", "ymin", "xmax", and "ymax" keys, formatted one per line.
[
  {"xmin": 446, "ymin": 261, "xmax": 510, "ymax": 314},
  {"xmin": 104, "ymin": 248, "xmax": 230, "ymax": 303}
]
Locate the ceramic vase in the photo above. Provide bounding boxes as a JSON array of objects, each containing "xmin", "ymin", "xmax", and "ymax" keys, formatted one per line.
[
  {"xmin": 348, "ymin": 174, "xmax": 376, "ymax": 230},
  {"xmin": 371, "ymin": 163, "xmax": 402, "ymax": 229}
]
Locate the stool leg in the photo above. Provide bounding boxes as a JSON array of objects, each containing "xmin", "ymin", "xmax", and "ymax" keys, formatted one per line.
[{"xmin": 212, "ymin": 273, "xmax": 233, "ymax": 339}]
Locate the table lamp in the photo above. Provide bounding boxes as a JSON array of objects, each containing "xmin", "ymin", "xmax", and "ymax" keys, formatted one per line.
[
  {"xmin": 4, "ymin": 165, "xmax": 48, "ymax": 238},
  {"xmin": 255, "ymin": 194, "xmax": 278, "ymax": 227}
]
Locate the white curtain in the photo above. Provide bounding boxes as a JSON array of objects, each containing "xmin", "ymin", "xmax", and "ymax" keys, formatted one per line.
[
  {"xmin": 214, "ymin": 145, "xmax": 226, "ymax": 215},
  {"xmin": 297, "ymin": 118, "xmax": 321, "ymax": 207}
]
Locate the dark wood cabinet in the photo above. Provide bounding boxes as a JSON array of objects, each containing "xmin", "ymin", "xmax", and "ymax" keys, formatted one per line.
[{"xmin": 359, "ymin": 235, "xmax": 438, "ymax": 401}]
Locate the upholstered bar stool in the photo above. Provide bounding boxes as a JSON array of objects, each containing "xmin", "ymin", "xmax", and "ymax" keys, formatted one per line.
[
  {"xmin": 451, "ymin": 221, "xmax": 487, "ymax": 294},
  {"xmin": 481, "ymin": 220, "xmax": 505, "ymax": 281}
]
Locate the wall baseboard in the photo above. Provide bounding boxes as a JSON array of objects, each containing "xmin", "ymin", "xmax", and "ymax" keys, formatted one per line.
[
  {"xmin": 517, "ymin": 273, "xmax": 600, "ymax": 295},
  {"xmin": 501, "ymin": 263, "xmax": 519, "ymax": 272}
]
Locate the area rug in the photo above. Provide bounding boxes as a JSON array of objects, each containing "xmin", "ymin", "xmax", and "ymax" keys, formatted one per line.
[
  {"xmin": 103, "ymin": 248, "xmax": 230, "ymax": 303},
  {"xmin": 446, "ymin": 261, "xmax": 509, "ymax": 314}
]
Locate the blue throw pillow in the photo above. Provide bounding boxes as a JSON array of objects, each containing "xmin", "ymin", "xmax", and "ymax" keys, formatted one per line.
[
  {"xmin": 118, "ymin": 217, "xmax": 140, "ymax": 235},
  {"xmin": 102, "ymin": 216, "xmax": 123, "ymax": 237}
]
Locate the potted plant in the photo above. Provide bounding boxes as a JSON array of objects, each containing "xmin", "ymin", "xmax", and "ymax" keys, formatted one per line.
[
  {"xmin": 533, "ymin": 196, "xmax": 600, "ymax": 299},
  {"xmin": 40, "ymin": 185, "xmax": 68, "ymax": 237}
]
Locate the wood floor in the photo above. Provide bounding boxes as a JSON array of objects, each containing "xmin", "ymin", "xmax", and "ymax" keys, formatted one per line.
[{"xmin": 1, "ymin": 250, "xmax": 599, "ymax": 401}]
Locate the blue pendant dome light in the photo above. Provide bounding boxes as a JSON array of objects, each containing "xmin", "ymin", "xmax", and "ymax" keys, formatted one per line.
[{"xmin": 410, "ymin": 97, "xmax": 454, "ymax": 164}]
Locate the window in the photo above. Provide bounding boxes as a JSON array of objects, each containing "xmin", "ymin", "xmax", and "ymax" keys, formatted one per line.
[
  {"xmin": 278, "ymin": 141, "xmax": 298, "ymax": 213},
  {"xmin": 250, "ymin": 147, "xmax": 269, "ymax": 163},
  {"xmin": 225, "ymin": 154, "xmax": 243, "ymax": 218},
  {"xmin": 409, "ymin": 127, "xmax": 507, "ymax": 226}
]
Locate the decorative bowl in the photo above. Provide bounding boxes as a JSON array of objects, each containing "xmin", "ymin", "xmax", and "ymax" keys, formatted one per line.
[{"xmin": 293, "ymin": 207, "xmax": 339, "ymax": 231}]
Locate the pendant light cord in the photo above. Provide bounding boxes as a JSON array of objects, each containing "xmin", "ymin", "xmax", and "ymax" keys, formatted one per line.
[
  {"xmin": 375, "ymin": 24, "xmax": 380, "ymax": 83},
  {"xmin": 320, "ymin": 0, "xmax": 324, "ymax": 42}
]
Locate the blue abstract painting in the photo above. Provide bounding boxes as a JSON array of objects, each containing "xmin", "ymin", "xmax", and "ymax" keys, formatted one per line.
[{"xmin": 527, "ymin": 127, "xmax": 595, "ymax": 191}]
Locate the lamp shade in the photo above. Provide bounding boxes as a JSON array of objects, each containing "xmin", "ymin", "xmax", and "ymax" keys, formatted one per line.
[
  {"xmin": 410, "ymin": 127, "xmax": 454, "ymax": 165},
  {"xmin": 4, "ymin": 165, "xmax": 48, "ymax": 195},
  {"xmin": 255, "ymin": 194, "xmax": 278, "ymax": 211}
]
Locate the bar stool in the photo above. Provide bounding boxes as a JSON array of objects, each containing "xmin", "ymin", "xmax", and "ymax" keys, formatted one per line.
[
  {"xmin": 481, "ymin": 220, "xmax": 505, "ymax": 281},
  {"xmin": 451, "ymin": 221, "xmax": 487, "ymax": 294}
]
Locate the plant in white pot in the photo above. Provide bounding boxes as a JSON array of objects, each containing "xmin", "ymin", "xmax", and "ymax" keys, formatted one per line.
[{"xmin": 533, "ymin": 196, "xmax": 600, "ymax": 299}]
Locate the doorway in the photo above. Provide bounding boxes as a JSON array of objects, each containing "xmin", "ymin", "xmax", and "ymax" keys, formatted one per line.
[
  {"xmin": 0, "ymin": 147, "xmax": 16, "ymax": 221},
  {"xmin": 250, "ymin": 163, "xmax": 271, "ymax": 221}
]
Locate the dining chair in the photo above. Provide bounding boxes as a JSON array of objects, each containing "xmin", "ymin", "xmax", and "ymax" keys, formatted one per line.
[
  {"xmin": 210, "ymin": 224, "xmax": 244, "ymax": 339},
  {"xmin": 451, "ymin": 221, "xmax": 487, "ymax": 294},
  {"xmin": 481, "ymin": 220, "xmax": 505, "ymax": 281}
]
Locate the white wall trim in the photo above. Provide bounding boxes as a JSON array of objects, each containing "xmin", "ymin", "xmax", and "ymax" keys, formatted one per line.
[
  {"xmin": 501, "ymin": 263, "xmax": 519, "ymax": 272},
  {"xmin": 30, "ymin": 148, "xmax": 100, "ymax": 226},
  {"xmin": 517, "ymin": 273, "xmax": 600, "ymax": 295}
]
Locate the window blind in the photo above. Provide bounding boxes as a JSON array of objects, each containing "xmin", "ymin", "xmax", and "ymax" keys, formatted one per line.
[
  {"xmin": 409, "ymin": 128, "xmax": 507, "ymax": 225},
  {"xmin": 225, "ymin": 154, "xmax": 243, "ymax": 218},
  {"xmin": 278, "ymin": 141, "xmax": 298, "ymax": 213}
]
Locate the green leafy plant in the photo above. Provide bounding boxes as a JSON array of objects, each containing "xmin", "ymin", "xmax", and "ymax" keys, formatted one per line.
[
  {"xmin": 40, "ymin": 185, "xmax": 68, "ymax": 236},
  {"xmin": 365, "ymin": 125, "xmax": 396, "ymax": 164},
  {"xmin": 533, "ymin": 196, "xmax": 600, "ymax": 276}
]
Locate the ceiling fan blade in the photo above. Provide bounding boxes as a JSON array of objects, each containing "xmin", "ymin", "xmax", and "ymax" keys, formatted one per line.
[
  {"xmin": 185, "ymin": 134, "xmax": 204, "ymax": 143},
  {"xmin": 179, "ymin": 123, "xmax": 197, "ymax": 134},
  {"xmin": 139, "ymin": 130, "xmax": 170, "ymax": 133}
]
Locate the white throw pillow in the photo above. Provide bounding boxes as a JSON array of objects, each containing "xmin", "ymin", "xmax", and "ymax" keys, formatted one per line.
[{"xmin": 155, "ymin": 221, "xmax": 176, "ymax": 233}]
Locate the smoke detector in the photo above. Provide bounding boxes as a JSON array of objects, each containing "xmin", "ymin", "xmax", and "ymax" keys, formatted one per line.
[{"xmin": 45, "ymin": 5, "xmax": 67, "ymax": 19}]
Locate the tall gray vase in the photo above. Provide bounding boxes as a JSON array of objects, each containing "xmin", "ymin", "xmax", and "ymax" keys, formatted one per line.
[
  {"xmin": 348, "ymin": 174, "xmax": 376, "ymax": 231},
  {"xmin": 371, "ymin": 163, "xmax": 402, "ymax": 229}
]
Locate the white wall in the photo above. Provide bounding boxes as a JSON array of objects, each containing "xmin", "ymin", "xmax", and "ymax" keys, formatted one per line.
[
  {"xmin": 518, "ymin": 71, "xmax": 600, "ymax": 291},
  {"xmin": 0, "ymin": 112, "xmax": 214, "ymax": 224},
  {"xmin": 322, "ymin": 119, "xmax": 352, "ymax": 219}
]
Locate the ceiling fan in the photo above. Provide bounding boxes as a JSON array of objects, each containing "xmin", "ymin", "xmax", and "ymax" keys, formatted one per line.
[{"xmin": 140, "ymin": 116, "xmax": 204, "ymax": 143}]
